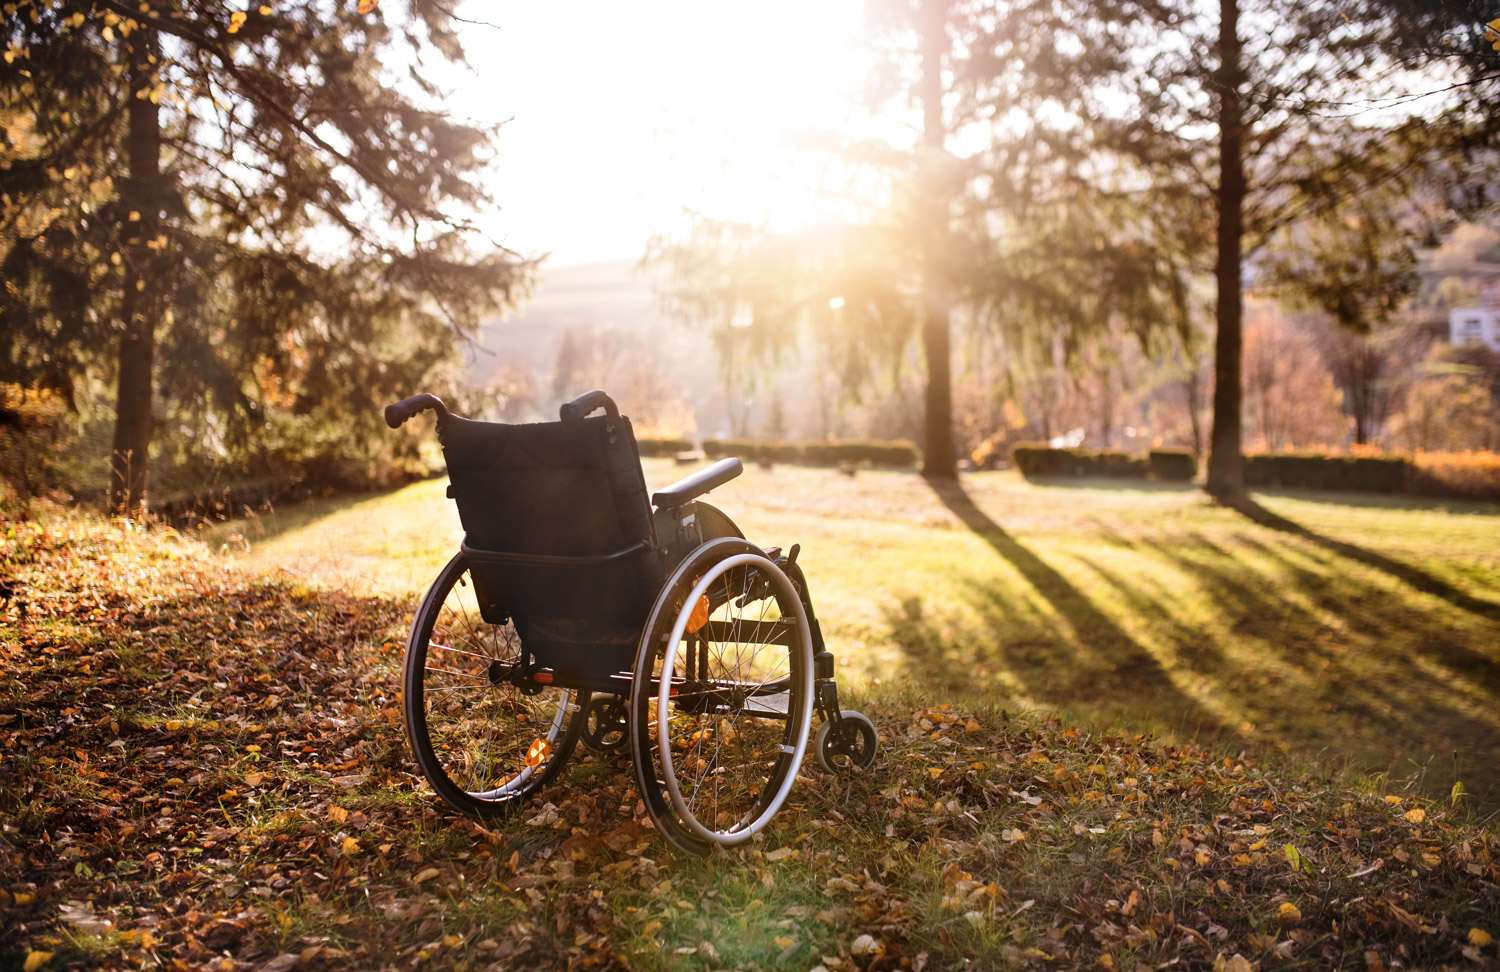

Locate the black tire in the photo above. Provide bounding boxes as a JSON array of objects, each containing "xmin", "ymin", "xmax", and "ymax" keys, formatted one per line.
[
  {"xmin": 581, "ymin": 694, "xmax": 630, "ymax": 752},
  {"xmin": 629, "ymin": 538, "xmax": 813, "ymax": 851},
  {"xmin": 813, "ymin": 710, "xmax": 878, "ymax": 773},
  {"xmin": 403, "ymin": 552, "xmax": 587, "ymax": 817}
]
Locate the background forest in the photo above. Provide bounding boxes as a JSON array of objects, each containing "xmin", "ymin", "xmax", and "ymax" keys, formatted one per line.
[{"xmin": 3, "ymin": 0, "xmax": 1500, "ymax": 513}]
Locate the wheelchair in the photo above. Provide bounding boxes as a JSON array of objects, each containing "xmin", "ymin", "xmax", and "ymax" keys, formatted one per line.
[{"xmin": 384, "ymin": 389, "xmax": 876, "ymax": 855}]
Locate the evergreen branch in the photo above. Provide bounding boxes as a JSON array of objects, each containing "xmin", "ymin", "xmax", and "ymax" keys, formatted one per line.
[{"xmin": 93, "ymin": 0, "xmax": 456, "ymax": 228}]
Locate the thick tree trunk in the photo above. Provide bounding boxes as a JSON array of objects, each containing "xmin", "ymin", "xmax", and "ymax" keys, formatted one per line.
[
  {"xmin": 1204, "ymin": 0, "xmax": 1245, "ymax": 499},
  {"xmin": 109, "ymin": 27, "xmax": 163, "ymax": 514},
  {"xmin": 919, "ymin": 0, "xmax": 957, "ymax": 480}
]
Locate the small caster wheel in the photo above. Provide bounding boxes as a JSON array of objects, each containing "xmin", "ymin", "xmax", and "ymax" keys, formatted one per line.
[
  {"xmin": 581, "ymin": 694, "xmax": 629, "ymax": 752},
  {"xmin": 814, "ymin": 710, "xmax": 877, "ymax": 773}
]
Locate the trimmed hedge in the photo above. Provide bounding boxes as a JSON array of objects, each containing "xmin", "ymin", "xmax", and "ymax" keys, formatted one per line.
[
  {"xmin": 1009, "ymin": 445, "xmax": 1198, "ymax": 482},
  {"xmin": 1407, "ymin": 452, "xmax": 1500, "ymax": 502},
  {"xmin": 1011, "ymin": 444, "xmax": 1146, "ymax": 479},
  {"xmin": 1243, "ymin": 453, "xmax": 1407, "ymax": 493},
  {"xmin": 636, "ymin": 436, "xmax": 694, "ymax": 458},
  {"xmin": 702, "ymin": 437, "xmax": 921, "ymax": 468},
  {"xmin": 1149, "ymin": 449, "xmax": 1198, "ymax": 482}
]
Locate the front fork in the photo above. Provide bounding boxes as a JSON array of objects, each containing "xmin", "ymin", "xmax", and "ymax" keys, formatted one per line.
[{"xmin": 777, "ymin": 545, "xmax": 844, "ymax": 732}]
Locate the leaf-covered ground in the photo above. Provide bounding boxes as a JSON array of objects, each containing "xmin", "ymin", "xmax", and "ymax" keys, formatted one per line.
[{"xmin": 2, "ymin": 511, "xmax": 1497, "ymax": 971}]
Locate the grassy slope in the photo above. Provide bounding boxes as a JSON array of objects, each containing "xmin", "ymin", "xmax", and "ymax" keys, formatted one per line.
[
  {"xmin": 1, "ymin": 507, "xmax": 1497, "ymax": 971},
  {"xmin": 213, "ymin": 462, "xmax": 1500, "ymax": 809}
]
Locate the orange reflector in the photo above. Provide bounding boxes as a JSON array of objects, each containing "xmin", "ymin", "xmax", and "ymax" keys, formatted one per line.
[
  {"xmin": 685, "ymin": 595, "xmax": 710, "ymax": 633},
  {"xmin": 533, "ymin": 670, "xmax": 553, "ymax": 684},
  {"xmin": 525, "ymin": 738, "xmax": 551, "ymax": 768}
]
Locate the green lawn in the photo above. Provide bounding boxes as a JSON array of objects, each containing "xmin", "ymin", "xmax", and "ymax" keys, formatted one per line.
[
  {"xmin": 208, "ymin": 462, "xmax": 1500, "ymax": 810},
  {"xmin": 6, "ymin": 491, "xmax": 1498, "ymax": 971}
]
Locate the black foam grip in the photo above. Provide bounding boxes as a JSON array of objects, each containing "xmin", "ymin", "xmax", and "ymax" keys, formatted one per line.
[
  {"xmin": 385, "ymin": 393, "xmax": 446, "ymax": 429},
  {"xmin": 559, "ymin": 389, "xmax": 619, "ymax": 422}
]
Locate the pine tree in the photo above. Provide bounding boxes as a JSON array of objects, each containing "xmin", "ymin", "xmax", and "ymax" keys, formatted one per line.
[{"xmin": 1, "ymin": 0, "xmax": 527, "ymax": 511}]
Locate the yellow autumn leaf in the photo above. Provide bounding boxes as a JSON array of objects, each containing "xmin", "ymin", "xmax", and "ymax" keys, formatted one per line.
[
  {"xmin": 1470, "ymin": 927, "xmax": 1493, "ymax": 947},
  {"xmin": 66, "ymin": 12, "xmax": 84, "ymax": 27},
  {"xmin": 1276, "ymin": 902, "xmax": 1302, "ymax": 925},
  {"xmin": 227, "ymin": 10, "xmax": 246, "ymax": 32},
  {"xmin": 164, "ymin": 719, "xmax": 182, "ymax": 731},
  {"xmin": 24, "ymin": 952, "xmax": 53, "ymax": 972},
  {"xmin": 341, "ymin": 836, "xmax": 360, "ymax": 856},
  {"xmin": 328, "ymin": 805, "xmax": 349, "ymax": 824},
  {"xmin": 773, "ymin": 935, "xmax": 796, "ymax": 949},
  {"xmin": 1403, "ymin": 807, "xmax": 1426, "ymax": 824},
  {"xmin": 414, "ymin": 867, "xmax": 440, "ymax": 883},
  {"xmin": 259, "ymin": 4, "xmax": 271, "ymax": 11},
  {"xmin": 13, "ymin": 892, "xmax": 34, "ymax": 905},
  {"xmin": 357, "ymin": 0, "xmax": 378, "ymax": 13},
  {"xmin": 244, "ymin": 773, "xmax": 264, "ymax": 786}
]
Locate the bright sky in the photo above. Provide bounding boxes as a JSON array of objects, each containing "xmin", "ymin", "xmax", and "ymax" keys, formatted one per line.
[{"xmin": 447, "ymin": 1, "xmax": 871, "ymax": 268}]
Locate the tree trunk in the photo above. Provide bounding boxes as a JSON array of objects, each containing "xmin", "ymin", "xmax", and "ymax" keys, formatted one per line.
[
  {"xmin": 918, "ymin": 0, "xmax": 957, "ymax": 479},
  {"xmin": 1204, "ymin": 0, "xmax": 1245, "ymax": 499},
  {"xmin": 109, "ymin": 26, "xmax": 163, "ymax": 514}
]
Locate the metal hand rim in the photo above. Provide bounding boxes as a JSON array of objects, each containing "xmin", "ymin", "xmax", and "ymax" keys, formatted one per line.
[{"xmin": 654, "ymin": 552, "xmax": 813, "ymax": 846}]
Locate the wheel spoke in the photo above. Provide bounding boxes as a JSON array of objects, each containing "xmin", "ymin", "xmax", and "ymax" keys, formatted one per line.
[{"xmin": 406, "ymin": 556, "xmax": 581, "ymax": 815}]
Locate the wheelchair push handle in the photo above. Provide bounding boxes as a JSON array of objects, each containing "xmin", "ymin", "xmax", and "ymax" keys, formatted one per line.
[
  {"xmin": 559, "ymin": 389, "xmax": 619, "ymax": 422},
  {"xmin": 384, "ymin": 393, "xmax": 449, "ymax": 431}
]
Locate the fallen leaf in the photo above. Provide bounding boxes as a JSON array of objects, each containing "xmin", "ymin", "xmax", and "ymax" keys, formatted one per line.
[
  {"xmin": 1402, "ymin": 807, "xmax": 1426, "ymax": 824},
  {"xmin": 1277, "ymin": 902, "xmax": 1302, "ymax": 925},
  {"xmin": 24, "ymin": 952, "xmax": 53, "ymax": 972},
  {"xmin": 1470, "ymin": 928, "xmax": 1493, "ymax": 947},
  {"xmin": 414, "ymin": 867, "xmax": 440, "ymax": 883},
  {"xmin": 341, "ymin": 836, "xmax": 360, "ymax": 856},
  {"xmin": 1211, "ymin": 953, "xmax": 1253, "ymax": 972}
]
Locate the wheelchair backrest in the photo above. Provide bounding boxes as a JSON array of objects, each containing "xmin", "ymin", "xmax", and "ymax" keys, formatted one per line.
[{"xmin": 442, "ymin": 412, "xmax": 656, "ymax": 634}]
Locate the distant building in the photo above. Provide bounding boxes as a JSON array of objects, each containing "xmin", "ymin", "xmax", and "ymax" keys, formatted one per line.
[{"xmin": 1450, "ymin": 308, "xmax": 1500, "ymax": 351}]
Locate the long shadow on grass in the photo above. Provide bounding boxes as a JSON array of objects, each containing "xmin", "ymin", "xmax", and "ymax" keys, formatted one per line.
[
  {"xmin": 1135, "ymin": 528, "xmax": 1500, "ymax": 807},
  {"xmin": 922, "ymin": 478, "xmax": 1235, "ymax": 743},
  {"xmin": 1227, "ymin": 496, "xmax": 1500, "ymax": 622}
]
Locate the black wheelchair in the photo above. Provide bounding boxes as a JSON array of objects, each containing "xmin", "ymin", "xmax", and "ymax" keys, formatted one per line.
[{"xmin": 384, "ymin": 389, "xmax": 876, "ymax": 855}]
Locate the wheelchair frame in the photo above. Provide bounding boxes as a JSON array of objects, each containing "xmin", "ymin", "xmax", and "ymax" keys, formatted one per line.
[{"xmin": 385, "ymin": 389, "xmax": 876, "ymax": 854}]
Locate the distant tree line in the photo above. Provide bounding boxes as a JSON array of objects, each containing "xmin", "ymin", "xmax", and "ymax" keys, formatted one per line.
[{"xmin": 647, "ymin": 0, "xmax": 1500, "ymax": 493}]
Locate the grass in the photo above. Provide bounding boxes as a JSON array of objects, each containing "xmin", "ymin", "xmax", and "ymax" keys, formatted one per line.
[
  {"xmin": 2, "ymin": 475, "xmax": 1497, "ymax": 970},
  {"xmin": 210, "ymin": 461, "xmax": 1500, "ymax": 810}
]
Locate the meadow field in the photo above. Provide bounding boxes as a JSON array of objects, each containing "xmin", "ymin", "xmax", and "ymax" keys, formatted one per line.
[
  {"xmin": 6, "ymin": 469, "xmax": 1499, "ymax": 971},
  {"xmin": 211, "ymin": 461, "xmax": 1500, "ymax": 810}
]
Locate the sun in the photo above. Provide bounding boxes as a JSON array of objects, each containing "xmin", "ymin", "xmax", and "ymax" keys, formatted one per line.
[{"xmin": 450, "ymin": 0, "xmax": 867, "ymax": 266}]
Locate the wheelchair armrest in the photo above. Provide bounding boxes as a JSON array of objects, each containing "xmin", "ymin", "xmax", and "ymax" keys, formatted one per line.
[{"xmin": 652, "ymin": 457, "xmax": 743, "ymax": 509}]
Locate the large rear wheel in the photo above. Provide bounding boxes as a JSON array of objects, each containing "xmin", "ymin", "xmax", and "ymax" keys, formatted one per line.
[
  {"xmin": 403, "ymin": 552, "xmax": 586, "ymax": 817},
  {"xmin": 629, "ymin": 539, "xmax": 813, "ymax": 851}
]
